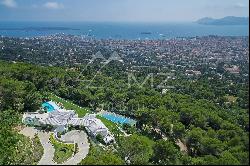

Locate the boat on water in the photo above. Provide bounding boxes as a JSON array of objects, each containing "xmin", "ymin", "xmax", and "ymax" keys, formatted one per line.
[{"xmin": 141, "ymin": 32, "xmax": 152, "ymax": 35}]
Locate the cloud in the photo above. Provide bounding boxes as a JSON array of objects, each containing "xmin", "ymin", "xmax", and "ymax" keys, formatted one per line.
[
  {"xmin": 1, "ymin": 0, "xmax": 17, "ymax": 8},
  {"xmin": 234, "ymin": 3, "xmax": 247, "ymax": 9},
  {"xmin": 43, "ymin": 2, "xmax": 64, "ymax": 9}
]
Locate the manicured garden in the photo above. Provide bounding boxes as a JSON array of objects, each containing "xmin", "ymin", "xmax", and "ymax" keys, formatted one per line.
[{"xmin": 49, "ymin": 134, "xmax": 75, "ymax": 164}]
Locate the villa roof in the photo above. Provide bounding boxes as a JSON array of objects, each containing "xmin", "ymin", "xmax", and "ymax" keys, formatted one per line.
[
  {"xmin": 85, "ymin": 118, "xmax": 109, "ymax": 136},
  {"xmin": 22, "ymin": 111, "xmax": 114, "ymax": 143},
  {"xmin": 68, "ymin": 118, "xmax": 90, "ymax": 126}
]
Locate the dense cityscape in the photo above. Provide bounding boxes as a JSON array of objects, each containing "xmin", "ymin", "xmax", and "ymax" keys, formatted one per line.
[{"xmin": 1, "ymin": 35, "xmax": 248, "ymax": 69}]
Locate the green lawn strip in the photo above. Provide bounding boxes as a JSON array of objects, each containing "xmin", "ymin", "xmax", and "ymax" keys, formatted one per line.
[
  {"xmin": 49, "ymin": 94, "xmax": 89, "ymax": 117},
  {"xmin": 96, "ymin": 115, "xmax": 123, "ymax": 136},
  {"xmin": 49, "ymin": 134, "xmax": 75, "ymax": 164}
]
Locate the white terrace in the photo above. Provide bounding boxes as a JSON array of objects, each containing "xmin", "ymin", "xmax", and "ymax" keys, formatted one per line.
[{"xmin": 22, "ymin": 109, "xmax": 114, "ymax": 144}]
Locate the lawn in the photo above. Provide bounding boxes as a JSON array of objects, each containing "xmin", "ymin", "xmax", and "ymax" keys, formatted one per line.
[
  {"xmin": 49, "ymin": 94, "xmax": 89, "ymax": 117},
  {"xmin": 49, "ymin": 134, "xmax": 75, "ymax": 164},
  {"xmin": 96, "ymin": 115, "xmax": 123, "ymax": 135}
]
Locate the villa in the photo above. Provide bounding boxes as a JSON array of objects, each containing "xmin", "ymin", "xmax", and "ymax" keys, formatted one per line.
[
  {"xmin": 22, "ymin": 101, "xmax": 115, "ymax": 144},
  {"xmin": 83, "ymin": 114, "xmax": 115, "ymax": 144}
]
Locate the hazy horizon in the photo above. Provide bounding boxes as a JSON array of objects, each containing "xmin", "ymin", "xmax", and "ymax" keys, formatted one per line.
[
  {"xmin": 0, "ymin": 0, "xmax": 249, "ymax": 22},
  {"xmin": 0, "ymin": 17, "xmax": 249, "ymax": 24}
]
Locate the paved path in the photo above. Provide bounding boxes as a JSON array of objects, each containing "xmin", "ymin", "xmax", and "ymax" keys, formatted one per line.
[
  {"xmin": 176, "ymin": 139, "xmax": 188, "ymax": 153},
  {"xmin": 38, "ymin": 132, "xmax": 56, "ymax": 165},
  {"xmin": 60, "ymin": 130, "xmax": 90, "ymax": 165},
  {"xmin": 19, "ymin": 127, "xmax": 56, "ymax": 165},
  {"xmin": 20, "ymin": 127, "xmax": 90, "ymax": 165},
  {"xmin": 151, "ymin": 126, "xmax": 188, "ymax": 153},
  {"xmin": 19, "ymin": 126, "xmax": 38, "ymax": 139}
]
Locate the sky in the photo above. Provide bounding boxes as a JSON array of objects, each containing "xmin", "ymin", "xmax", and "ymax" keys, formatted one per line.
[{"xmin": 0, "ymin": 0, "xmax": 249, "ymax": 22}]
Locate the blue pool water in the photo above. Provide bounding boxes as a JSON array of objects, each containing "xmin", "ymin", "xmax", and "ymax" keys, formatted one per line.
[
  {"xmin": 42, "ymin": 101, "xmax": 60, "ymax": 112},
  {"xmin": 101, "ymin": 113, "xmax": 136, "ymax": 125}
]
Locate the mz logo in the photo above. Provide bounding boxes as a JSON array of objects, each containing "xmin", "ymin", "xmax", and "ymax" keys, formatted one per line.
[{"xmin": 127, "ymin": 72, "xmax": 175, "ymax": 89}]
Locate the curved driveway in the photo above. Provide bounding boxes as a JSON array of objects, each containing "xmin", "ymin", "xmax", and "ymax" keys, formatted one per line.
[
  {"xmin": 60, "ymin": 130, "xmax": 90, "ymax": 165},
  {"xmin": 20, "ymin": 127, "xmax": 89, "ymax": 165},
  {"xmin": 38, "ymin": 130, "xmax": 89, "ymax": 165},
  {"xmin": 38, "ymin": 132, "xmax": 56, "ymax": 165}
]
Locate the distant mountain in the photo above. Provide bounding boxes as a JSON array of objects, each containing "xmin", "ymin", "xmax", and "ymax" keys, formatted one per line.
[{"xmin": 196, "ymin": 16, "xmax": 249, "ymax": 25}]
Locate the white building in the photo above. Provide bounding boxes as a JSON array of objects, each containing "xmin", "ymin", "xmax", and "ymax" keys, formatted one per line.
[
  {"xmin": 83, "ymin": 115, "xmax": 114, "ymax": 144},
  {"xmin": 22, "ymin": 107, "xmax": 114, "ymax": 144}
]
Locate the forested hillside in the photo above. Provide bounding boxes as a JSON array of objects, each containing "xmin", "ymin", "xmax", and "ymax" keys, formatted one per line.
[{"xmin": 0, "ymin": 60, "xmax": 248, "ymax": 165}]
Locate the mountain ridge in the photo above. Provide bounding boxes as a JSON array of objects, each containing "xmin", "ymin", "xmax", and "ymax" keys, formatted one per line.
[{"xmin": 196, "ymin": 16, "xmax": 249, "ymax": 25}]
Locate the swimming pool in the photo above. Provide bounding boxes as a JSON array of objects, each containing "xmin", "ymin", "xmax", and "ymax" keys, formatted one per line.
[
  {"xmin": 101, "ymin": 112, "xmax": 136, "ymax": 125},
  {"xmin": 42, "ymin": 101, "xmax": 60, "ymax": 112}
]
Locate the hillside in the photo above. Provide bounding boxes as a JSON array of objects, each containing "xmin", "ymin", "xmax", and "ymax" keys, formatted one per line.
[{"xmin": 196, "ymin": 16, "xmax": 249, "ymax": 25}]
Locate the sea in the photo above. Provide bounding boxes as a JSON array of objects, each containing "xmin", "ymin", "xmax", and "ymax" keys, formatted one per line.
[{"xmin": 0, "ymin": 21, "xmax": 248, "ymax": 39}]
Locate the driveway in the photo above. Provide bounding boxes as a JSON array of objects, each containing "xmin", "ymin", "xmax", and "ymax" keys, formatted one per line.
[
  {"xmin": 60, "ymin": 130, "xmax": 90, "ymax": 165},
  {"xmin": 19, "ymin": 126, "xmax": 38, "ymax": 139},
  {"xmin": 20, "ymin": 127, "xmax": 90, "ymax": 165},
  {"xmin": 37, "ymin": 132, "xmax": 56, "ymax": 165}
]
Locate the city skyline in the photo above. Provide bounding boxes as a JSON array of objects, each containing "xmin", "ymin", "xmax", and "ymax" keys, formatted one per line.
[{"xmin": 0, "ymin": 0, "xmax": 249, "ymax": 22}]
